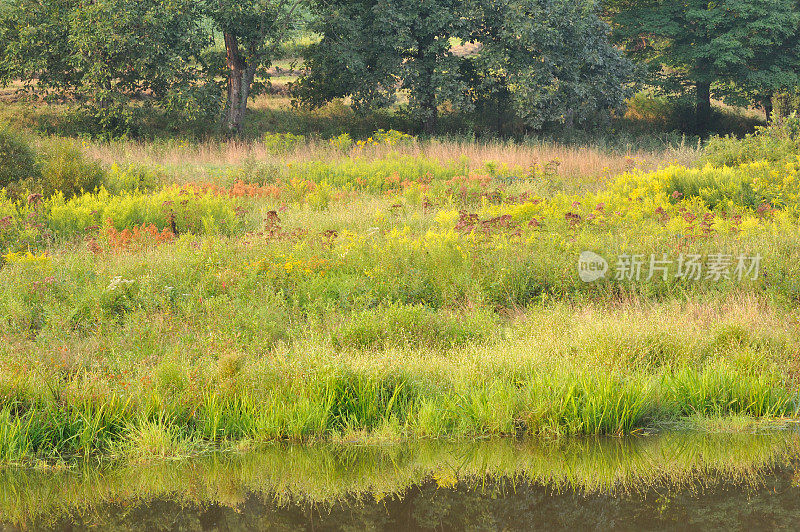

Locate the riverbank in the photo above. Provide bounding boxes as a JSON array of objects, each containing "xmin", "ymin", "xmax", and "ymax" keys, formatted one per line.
[
  {"xmin": 2, "ymin": 118, "xmax": 800, "ymax": 461},
  {"xmin": 1, "ymin": 295, "xmax": 799, "ymax": 463}
]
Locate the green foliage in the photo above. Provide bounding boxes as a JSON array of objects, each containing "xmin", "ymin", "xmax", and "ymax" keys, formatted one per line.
[
  {"xmin": 0, "ymin": 0, "xmax": 218, "ymax": 137},
  {"xmin": 0, "ymin": 122, "xmax": 39, "ymax": 189},
  {"xmin": 612, "ymin": 0, "xmax": 800, "ymax": 130},
  {"xmin": 38, "ymin": 140, "xmax": 106, "ymax": 198},
  {"xmin": 327, "ymin": 133, "xmax": 353, "ymax": 152},
  {"xmin": 294, "ymin": 154, "xmax": 467, "ymax": 191},
  {"xmin": 203, "ymin": 0, "xmax": 306, "ymax": 133},
  {"xmin": 263, "ymin": 132, "xmax": 306, "ymax": 154},
  {"xmin": 105, "ymin": 164, "xmax": 163, "ymax": 194},
  {"xmin": 774, "ymin": 88, "xmax": 800, "ymax": 118},
  {"xmin": 470, "ymin": 0, "xmax": 635, "ymax": 130},
  {"xmin": 46, "ymin": 186, "xmax": 239, "ymax": 237},
  {"xmin": 624, "ymin": 92, "xmax": 762, "ymax": 137},
  {"xmin": 274, "ymin": 33, "xmax": 319, "ymax": 60},
  {"xmin": 299, "ymin": 0, "xmax": 633, "ymax": 133},
  {"xmin": 298, "ymin": 0, "xmax": 467, "ymax": 132},
  {"xmin": 704, "ymin": 115, "xmax": 800, "ymax": 167}
]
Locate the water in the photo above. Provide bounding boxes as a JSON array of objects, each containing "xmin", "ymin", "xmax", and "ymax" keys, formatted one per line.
[{"xmin": 1, "ymin": 431, "xmax": 799, "ymax": 531}]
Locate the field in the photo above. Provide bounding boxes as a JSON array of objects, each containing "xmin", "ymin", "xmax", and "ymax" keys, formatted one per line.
[{"xmin": 1, "ymin": 99, "xmax": 800, "ymax": 463}]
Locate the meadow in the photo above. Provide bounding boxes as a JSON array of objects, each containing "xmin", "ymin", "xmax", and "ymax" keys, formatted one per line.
[{"xmin": 1, "ymin": 103, "xmax": 800, "ymax": 463}]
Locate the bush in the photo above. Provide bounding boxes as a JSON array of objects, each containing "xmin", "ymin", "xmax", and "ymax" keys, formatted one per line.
[
  {"xmin": 39, "ymin": 140, "xmax": 106, "ymax": 198},
  {"xmin": 263, "ymin": 132, "xmax": 306, "ymax": 154},
  {"xmin": 704, "ymin": 115, "xmax": 800, "ymax": 167},
  {"xmin": 105, "ymin": 163, "xmax": 162, "ymax": 194},
  {"xmin": 47, "ymin": 185, "xmax": 240, "ymax": 237},
  {"xmin": 623, "ymin": 92, "xmax": 762, "ymax": 137},
  {"xmin": 0, "ymin": 122, "xmax": 40, "ymax": 189},
  {"xmin": 328, "ymin": 133, "xmax": 353, "ymax": 153}
]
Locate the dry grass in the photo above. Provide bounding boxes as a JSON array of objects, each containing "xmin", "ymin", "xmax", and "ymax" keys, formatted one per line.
[
  {"xmin": 59, "ymin": 93, "xmax": 701, "ymax": 184},
  {"xmin": 78, "ymin": 134, "xmax": 700, "ymax": 188}
]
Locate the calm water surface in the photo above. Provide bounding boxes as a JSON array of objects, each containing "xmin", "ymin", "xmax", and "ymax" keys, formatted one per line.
[{"xmin": 2, "ymin": 430, "xmax": 799, "ymax": 531}]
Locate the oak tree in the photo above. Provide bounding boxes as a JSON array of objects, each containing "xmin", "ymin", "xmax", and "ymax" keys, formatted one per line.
[
  {"xmin": 0, "ymin": 0, "xmax": 215, "ymax": 135},
  {"xmin": 611, "ymin": 0, "xmax": 800, "ymax": 132},
  {"xmin": 470, "ymin": 0, "xmax": 635, "ymax": 130},
  {"xmin": 204, "ymin": 0, "xmax": 305, "ymax": 134},
  {"xmin": 295, "ymin": 0, "xmax": 468, "ymax": 133}
]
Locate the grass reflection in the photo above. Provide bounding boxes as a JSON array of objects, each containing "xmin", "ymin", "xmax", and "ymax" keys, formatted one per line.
[{"xmin": 0, "ymin": 430, "xmax": 798, "ymax": 527}]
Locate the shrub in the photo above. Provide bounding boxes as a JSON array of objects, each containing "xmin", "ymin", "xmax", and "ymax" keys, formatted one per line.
[
  {"xmin": 46, "ymin": 185, "xmax": 240, "ymax": 237},
  {"xmin": 624, "ymin": 92, "xmax": 761, "ymax": 137},
  {"xmin": 295, "ymin": 155, "xmax": 464, "ymax": 192},
  {"xmin": 39, "ymin": 139, "xmax": 106, "ymax": 198},
  {"xmin": 370, "ymin": 129, "xmax": 414, "ymax": 146},
  {"xmin": 0, "ymin": 122, "xmax": 40, "ymax": 189},
  {"xmin": 704, "ymin": 115, "xmax": 800, "ymax": 167},
  {"xmin": 328, "ymin": 133, "xmax": 353, "ymax": 153},
  {"xmin": 105, "ymin": 163, "xmax": 162, "ymax": 193},
  {"xmin": 263, "ymin": 132, "xmax": 306, "ymax": 154}
]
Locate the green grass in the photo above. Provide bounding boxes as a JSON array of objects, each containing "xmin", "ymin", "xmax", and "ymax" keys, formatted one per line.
[
  {"xmin": 0, "ymin": 104, "xmax": 798, "ymax": 461},
  {"xmin": 0, "ymin": 297, "xmax": 798, "ymax": 463}
]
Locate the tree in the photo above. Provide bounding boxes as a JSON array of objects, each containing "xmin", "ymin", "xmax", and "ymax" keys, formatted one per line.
[
  {"xmin": 0, "ymin": 0, "xmax": 216, "ymax": 135},
  {"xmin": 470, "ymin": 0, "xmax": 635, "ymax": 130},
  {"xmin": 730, "ymin": 25, "xmax": 800, "ymax": 122},
  {"xmin": 298, "ymin": 0, "xmax": 632, "ymax": 133},
  {"xmin": 295, "ymin": 0, "xmax": 468, "ymax": 133},
  {"xmin": 203, "ymin": 0, "xmax": 305, "ymax": 135},
  {"xmin": 0, "ymin": 0, "xmax": 78, "ymax": 96},
  {"xmin": 611, "ymin": 0, "xmax": 800, "ymax": 132}
]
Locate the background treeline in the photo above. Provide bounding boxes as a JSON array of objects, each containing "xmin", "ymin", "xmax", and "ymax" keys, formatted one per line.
[{"xmin": 1, "ymin": 0, "xmax": 799, "ymax": 138}]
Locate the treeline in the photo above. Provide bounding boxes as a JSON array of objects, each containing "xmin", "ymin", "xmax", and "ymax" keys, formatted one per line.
[{"xmin": 1, "ymin": 0, "xmax": 799, "ymax": 137}]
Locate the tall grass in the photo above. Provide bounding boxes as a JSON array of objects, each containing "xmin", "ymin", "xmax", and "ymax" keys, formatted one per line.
[
  {"xmin": 0, "ymin": 297, "xmax": 798, "ymax": 463},
  {"xmin": 76, "ymin": 133, "xmax": 697, "ymax": 188}
]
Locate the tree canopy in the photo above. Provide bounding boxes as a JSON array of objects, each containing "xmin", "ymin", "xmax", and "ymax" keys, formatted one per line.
[
  {"xmin": 471, "ymin": 0, "xmax": 635, "ymax": 130},
  {"xmin": 297, "ymin": 0, "xmax": 634, "ymax": 132},
  {"xmin": 295, "ymin": 0, "xmax": 468, "ymax": 133},
  {"xmin": 0, "ymin": 0, "xmax": 215, "ymax": 135},
  {"xmin": 611, "ymin": 0, "xmax": 800, "ymax": 132},
  {"xmin": 2, "ymin": 0, "xmax": 800, "ymax": 135}
]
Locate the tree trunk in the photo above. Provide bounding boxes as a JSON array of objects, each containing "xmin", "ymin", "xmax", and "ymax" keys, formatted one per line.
[
  {"xmin": 224, "ymin": 32, "xmax": 247, "ymax": 135},
  {"xmin": 422, "ymin": 100, "xmax": 438, "ymax": 135},
  {"xmin": 242, "ymin": 65, "xmax": 257, "ymax": 113},
  {"xmin": 762, "ymin": 94, "xmax": 774, "ymax": 124},
  {"xmin": 417, "ymin": 63, "xmax": 438, "ymax": 133},
  {"xmin": 695, "ymin": 81, "xmax": 712, "ymax": 136},
  {"xmin": 413, "ymin": 29, "xmax": 438, "ymax": 135}
]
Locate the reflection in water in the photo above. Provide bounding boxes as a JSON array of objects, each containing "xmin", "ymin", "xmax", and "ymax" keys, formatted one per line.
[{"xmin": 1, "ymin": 431, "xmax": 799, "ymax": 530}]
